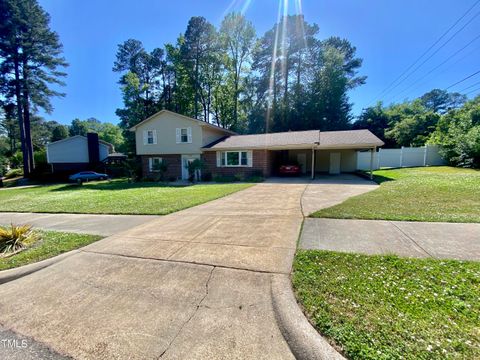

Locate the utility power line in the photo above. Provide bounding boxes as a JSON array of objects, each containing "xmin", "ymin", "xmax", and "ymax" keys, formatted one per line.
[
  {"xmin": 367, "ymin": 0, "xmax": 480, "ymax": 105},
  {"xmin": 459, "ymin": 79, "xmax": 480, "ymax": 92},
  {"xmin": 382, "ymin": 8, "xmax": 480, "ymax": 100},
  {"xmin": 445, "ymin": 69, "xmax": 480, "ymax": 90},
  {"xmin": 465, "ymin": 86, "xmax": 480, "ymax": 95},
  {"xmin": 386, "ymin": 33, "xmax": 480, "ymax": 102}
]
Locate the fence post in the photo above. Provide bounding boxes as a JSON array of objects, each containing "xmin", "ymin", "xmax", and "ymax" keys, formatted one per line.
[
  {"xmin": 400, "ymin": 146, "xmax": 404, "ymax": 167},
  {"xmin": 423, "ymin": 145, "xmax": 428, "ymax": 166}
]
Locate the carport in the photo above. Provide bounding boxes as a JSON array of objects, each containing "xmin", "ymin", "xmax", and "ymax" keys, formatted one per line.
[
  {"xmin": 269, "ymin": 130, "xmax": 384, "ymax": 179},
  {"xmin": 203, "ymin": 129, "xmax": 384, "ymax": 179}
]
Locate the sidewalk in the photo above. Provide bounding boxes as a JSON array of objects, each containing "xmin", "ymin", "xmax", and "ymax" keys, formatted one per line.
[
  {"xmin": 0, "ymin": 212, "xmax": 158, "ymax": 236},
  {"xmin": 300, "ymin": 218, "xmax": 480, "ymax": 261}
]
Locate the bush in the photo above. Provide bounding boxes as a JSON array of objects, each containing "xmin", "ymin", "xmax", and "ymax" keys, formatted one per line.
[
  {"xmin": 0, "ymin": 224, "xmax": 40, "ymax": 255},
  {"xmin": 430, "ymin": 96, "xmax": 480, "ymax": 168},
  {"xmin": 201, "ymin": 172, "xmax": 212, "ymax": 182},
  {"xmin": 5, "ymin": 168, "xmax": 23, "ymax": 179},
  {"xmin": 245, "ymin": 176, "xmax": 264, "ymax": 183},
  {"xmin": 213, "ymin": 174, "xmax": 237, "ymax": 183}
]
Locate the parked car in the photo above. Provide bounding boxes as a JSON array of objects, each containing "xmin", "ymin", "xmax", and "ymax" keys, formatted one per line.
[
  {"xmin": 69, "ymin": 171, "xmax": 109, "ymax": 183},
  {"xmin": 278, "ymin": 164, "xmax": 301, "ymax": 176}
]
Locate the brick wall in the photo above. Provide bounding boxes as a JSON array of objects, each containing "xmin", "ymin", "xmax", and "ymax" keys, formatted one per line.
[
  {"xmin": 141, "ymin": 154, "xmax": 182, "ymax": 180},
  {"xmin": 202, "ymin": 150, "xmax": 272, "ymax": 178}
]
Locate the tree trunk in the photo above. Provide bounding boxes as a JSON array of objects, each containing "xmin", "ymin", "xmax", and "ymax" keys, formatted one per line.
[
  {"xmin": 13, "ymin": 53, "xmax": 30, "ymax": 177},
  {"xmin": 194, "ymin": 50, "xmax": 199, "ymax": 119}
]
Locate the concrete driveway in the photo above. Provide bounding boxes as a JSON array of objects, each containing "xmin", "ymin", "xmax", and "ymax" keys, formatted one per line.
[{"xmin": 0, "ymin": 176, "xmax": 376, "ymax": 359}]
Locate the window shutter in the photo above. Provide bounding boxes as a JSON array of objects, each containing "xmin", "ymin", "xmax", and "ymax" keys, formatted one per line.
[
  {"xmin": 148, "ymin": 158, "xmax": 153, "ymax": 172},
  {"xmin": 247, "ymin": 151, "xmax": 253, "ymax": 167},
  {"xmin": 153, "ymin": 130, "xmax": 157, "ymax": 144},
  {"xmin": 187, "ymin": 127, "xmax": 192, "ymax": 143},
  {"xmin": 176, "ymin": 128, "xmax": 181, "ymax": 143},
  {"xmin": 216, "ymin": 152, "xmax": 221, "ymax": 167},
  {"xmin": 143, "ymin": 131, "xmax": 147, "ymax": 145}
]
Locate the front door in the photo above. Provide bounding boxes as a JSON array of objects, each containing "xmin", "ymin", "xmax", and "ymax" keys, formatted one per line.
[
  {"xmin": 329, "ymin": 152, "xmax": 341, "ymax": 175},
  {"xmin": 181, "ymin": 154, "xmax": 201, "ymax": 180}
]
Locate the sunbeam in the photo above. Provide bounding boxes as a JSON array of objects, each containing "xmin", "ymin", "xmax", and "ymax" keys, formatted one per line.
[{"xmin": 266, "ymin": 0, "xmax": 284, "ymax": 131}]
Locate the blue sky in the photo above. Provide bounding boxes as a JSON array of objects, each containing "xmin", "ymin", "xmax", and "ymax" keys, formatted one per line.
[{"xmin": 38, "ymin": 0, "xmax": 480, "ymax": 125}]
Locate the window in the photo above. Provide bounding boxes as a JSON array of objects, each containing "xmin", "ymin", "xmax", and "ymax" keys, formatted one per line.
[
  {"xmin": 144, "ymin": 130, "xmax": 156, "ymax": 145},
  {"xmin": 220, "ymin": 151, "xmax": 250, "ymax": 167},
  {"xmin": 149, "ymin": 157, "xmax": 163, "ymax": 172},
  {"xmin": 181, "ymin": 128, "xmax": 188, "ymax": 143},
  {"xmin": 176, "ymin": 127, "xmax": 192, "ymax": 143}
]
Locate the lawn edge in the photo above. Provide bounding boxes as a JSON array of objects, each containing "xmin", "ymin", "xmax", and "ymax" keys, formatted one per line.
[
  {"xmin": 271, "ymin": 273, "xmax": 345, "ymax": 360},
  {"xmin": 0, "ymin": 249, "xmax": 80, "ymax": 285}
]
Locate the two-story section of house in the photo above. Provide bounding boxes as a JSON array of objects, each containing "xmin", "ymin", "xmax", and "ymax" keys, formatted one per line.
[{"xmin": 130, "ymin": 110, "xmax": 236, "ymax": 180}]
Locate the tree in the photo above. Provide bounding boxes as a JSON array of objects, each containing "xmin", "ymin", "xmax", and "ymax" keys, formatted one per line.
[
  {"xmin": 0, "ymin": 0, "xmax": 67, "ymax": 177},
  {"xmin": 420, "ymin": 89, "xmax": 467, "ymax": 114},
  {"xmin": 69, "ymin": 118, "xmax": 89, "ymax": 136},
  {"xmin": 51, "ymin": 125, "xmax": 68, "ymax": 141},
  {"xmin": 219, "ymin": 13, "xmax": 255, "ymax": 129},
  {"xmin": 429, "ymin": 96, "xmax": 480, "ymax": 168},
  {"xmin": 353, "ymin": 103, "xmax": 396, "ymax": 147},
  {"xmin": 68, "ymin": 117, "xmax": 125, "ymax": 151},
  {"xmin": 180, "ymin": 16, "xmax": 217, "ymax": 120}
]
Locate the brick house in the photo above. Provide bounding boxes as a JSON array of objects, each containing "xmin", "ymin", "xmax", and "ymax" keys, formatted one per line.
[{"xmin": 130, "ymin": 110, "xmax": 384, "ymax": 180}]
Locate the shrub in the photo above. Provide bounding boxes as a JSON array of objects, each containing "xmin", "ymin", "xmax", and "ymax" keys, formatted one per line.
[
  {"xmin": 245, "ymin": 176, "xmax": 264, "ymax": 183},
  {"xmin": 152, "ymin": 159, "xmax": 168, "ymax": 181},
  {"xmin": 0, "ymin": 224, "xmax": 40, "ymax": 255},
  {"xmin": 5, "ymin": 168, "xmax": 23, "ymax": 179},
  {"xmin": 201, "ymin": 172, "xmax": 212, "ymax": 182},
  {"xmin": 213, "ymin": 174, "xmax": 237, "ymax": 183}
]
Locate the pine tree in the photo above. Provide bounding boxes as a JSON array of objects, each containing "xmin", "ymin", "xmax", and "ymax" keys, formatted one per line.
[{"xmin": 0, "ymin": 0, "xmax": 67, "ymax": 176}]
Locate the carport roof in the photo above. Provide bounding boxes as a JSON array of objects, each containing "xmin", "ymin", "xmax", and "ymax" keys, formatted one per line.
[{"xmin": 203, "ymin": 129, "xmax": 383, "ymax": 150}]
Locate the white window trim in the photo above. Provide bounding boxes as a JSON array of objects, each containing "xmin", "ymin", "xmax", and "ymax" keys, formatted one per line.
[
  {"xmin": 148, "ymin": 157, "xmax": 163, "ymax": 172},
  {"xmin": 144, "ymin": 129, "xmax": 157, "ymax": 145},
  {"xmin": 176, "ymin": 127, "xmax": 192, "ymax": 144},
  {"xmin": 218, "ymin": 151, "xmax": 252, "ymax": 167}
]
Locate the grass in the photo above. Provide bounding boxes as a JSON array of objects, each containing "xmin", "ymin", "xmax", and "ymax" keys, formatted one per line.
[
  {"xmin": 0, "ymin": 180, "xmax": 253, "ymax": 215},
  {"xmin": 293, "ymin": 250, "xmax": 480, "ymax": 360},
  {"xmin": 0, "ymin": 229, "xmax": 102, "ymax": 271},
  {"xmin": 311, "ymin": 166, "xmax": 480, "ymax": 223}
]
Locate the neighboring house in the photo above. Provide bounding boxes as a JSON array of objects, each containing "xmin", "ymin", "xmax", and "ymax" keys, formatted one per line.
[
  {"xmin": 47, "ymin": 133, "xmax": 114, "ymax": 173},
  {"xmin": 131, "ymin": 110, "xmax": 384, "ymax": 180}
]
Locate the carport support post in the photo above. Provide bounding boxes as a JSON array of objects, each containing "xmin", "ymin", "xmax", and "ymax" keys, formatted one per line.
[
  {"xmin": 311, "ymin": 148, "xmax": 315, "ymax": 180},
  {"xmin": 369, "ymin": 147, "xmax": 376, "ymax": 180}
]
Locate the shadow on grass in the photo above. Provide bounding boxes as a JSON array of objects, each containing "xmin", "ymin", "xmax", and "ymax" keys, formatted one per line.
[
  {"xmin": 356, "ymin": 170, "xmax": 396, "ymax": 184},
  {"xmin": 50, "ymin": 180, "xmax": 185, "ymax": 192}
]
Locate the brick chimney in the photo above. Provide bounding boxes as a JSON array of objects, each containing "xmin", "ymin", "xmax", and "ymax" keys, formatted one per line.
[{"xmin": 87, "ymin": 133, "xmax": 100, "ymax": 166}]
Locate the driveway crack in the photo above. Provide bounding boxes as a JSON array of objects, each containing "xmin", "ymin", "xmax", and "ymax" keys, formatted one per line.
[{"xmin": 158, "ymin": 266, "xmax": 215, "ymax": 358}]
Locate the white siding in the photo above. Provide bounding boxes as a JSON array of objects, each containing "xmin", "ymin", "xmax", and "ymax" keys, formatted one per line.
[{"xmin": 47, "ymin": 136, "xmax": 110, "ymax": 164}]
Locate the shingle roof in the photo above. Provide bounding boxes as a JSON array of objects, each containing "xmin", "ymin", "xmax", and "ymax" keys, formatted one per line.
[
  {"xmin": 319, "ymin": 130, "xmax": 384, "ymax": 148},
  {"xmin": 203, "ymin": 129, "xmax": 383, "ymax": 150}
]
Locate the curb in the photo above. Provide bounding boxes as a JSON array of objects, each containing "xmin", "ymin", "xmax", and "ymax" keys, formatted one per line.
[
  {"xmin": 271, "ymin": 274, "xmax": 345, "ymax": 360},
  {"xmin": 0, "ymin": 250, "xmax": 80, "ymax": 285}
]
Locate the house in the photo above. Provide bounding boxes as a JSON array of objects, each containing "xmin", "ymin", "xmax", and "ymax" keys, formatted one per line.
[
  {"xmin": 47, "ymin": 133, "xmax": 114, "ymax": 173},
  {"xmin": 131, "ymin": 110, "xmax": 384, "ymax": 180}
]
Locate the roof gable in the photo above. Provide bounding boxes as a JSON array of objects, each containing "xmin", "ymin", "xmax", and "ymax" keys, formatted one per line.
[{"xmin": 129, "ymin": 110, "xmax": 236, "ymax": 135}]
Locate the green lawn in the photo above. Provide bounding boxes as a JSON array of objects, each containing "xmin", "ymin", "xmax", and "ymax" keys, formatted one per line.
[
  {"xmin": 0, "ymin": 230, "xmax": 102, "ymax": 271},
  {"xmin": 293, "ymin": 250, "xmax": 480, "ymax": 360},
  {"xmin": 311, "ymin": 166, "xmax": 480, "ymax": 223},
  {"xmin": 0, "ymin": 180, "xmax": 252, "ymax": 215}
]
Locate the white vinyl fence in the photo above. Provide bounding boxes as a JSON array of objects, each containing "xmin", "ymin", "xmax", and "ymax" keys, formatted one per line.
[{"xmin": 357, "ymin": 145, "xmax": 445, "ymax": 170}]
